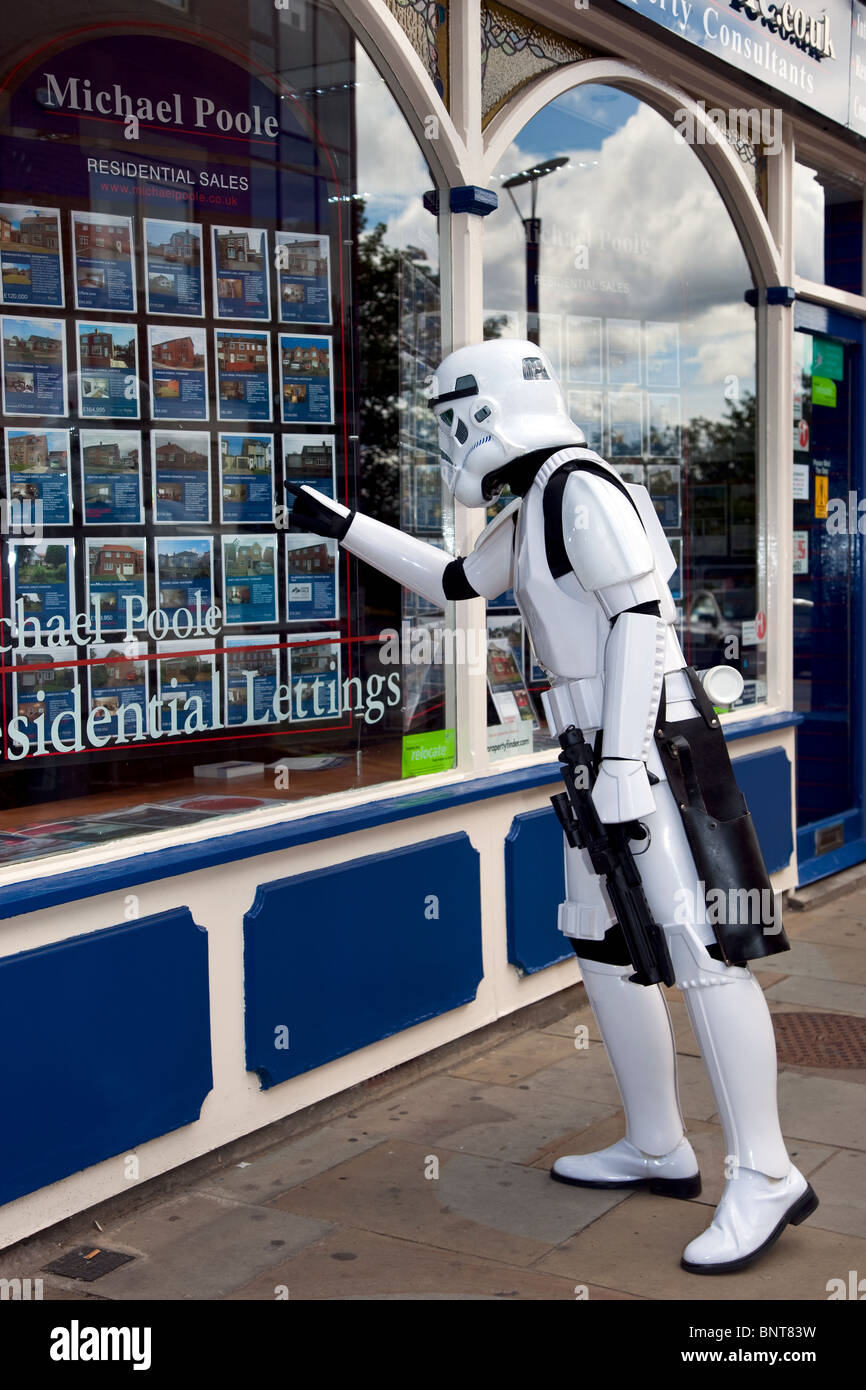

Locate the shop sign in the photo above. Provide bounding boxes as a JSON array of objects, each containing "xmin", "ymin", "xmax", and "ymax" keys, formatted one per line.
[
  {"xmin": 812, "ymin": 338, "xmax": 844, "ymax": 381},
  {"xmin": 612, "ymin": 0, "xmax": 854, "ymax": 128}
]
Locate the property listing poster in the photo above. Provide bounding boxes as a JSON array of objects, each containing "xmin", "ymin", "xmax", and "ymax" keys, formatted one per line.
[
  {"xmin": 212, "ymin": 226, "xmax": 270, "ymax": 321},
  {"xmin": 488, "ymin": 613, "xmax": 525, "ymax": 675},
  {"xmin": 215, "ymin": 329, "xmax": 272, "ymax": 423},
  {"xmin": 144, "ymin": 220, "xmax": 204, "ymax": 318},
  {"xmin": 606, "ymin": 319, "xmax": 642, "ymax": 385},
  {"xmin": 647, "ymin": 463, "xmax": 682, "ymax": 529},
  {"xmin": 148, "ymin": 325, "xmax": 208, "ymax": 421},
  {"xmin": 88, "ymin": 643, "xmax": 150, "ymax": 739},
  {"xmin": 487, "ymin": 637, "xmax": 535, "ymax": 726},
  {"xmin": 71, "ymin": 212, "xmax": 136, "ymax": 313},
  {"xmin": 648, "ymin": 394, "xmax": 681, "ymax": 458},
  {"xmin": 76, "ymin": 320, "xmax": 139, "ymax": 420},
  {"xmin": 279, "ymin": 334, "xmax": 333, "ymax": 425},
  {"xmin": 1, "ymin": 315, "xmax": 68, "ymax": 417},
  {"xmin": 157, "ymin": 640, "xmax": 215, "ymax": 734},
  {"xmin": 224, "ymin": 636, "xmax": 279, "ymax": 726},
  {"xmin": 0, "ymin": 204, "xmax": 64, "ymax": 309},
  {"xmin": 567, "ymin": 390, "xmax": 603, "ymax": 452},
  {"xmin": 219, "ymin": 434, "xmax": 275, "ymax": 523},
  {"xmin": 644, "ymin": 321, "xmax": 680, "ymax": 388},
  {"xmin": 9, "ymin": 537, "xmax": 74, "ymax": 627},
  {"xmin": 13, "ymin": 647, "xmax": 77, "ymax": 736},
  {"xmin": 151, "ymin": 430, "xmax": 211, "ymax": 523},
  {"xmin": 285, "ymin": 532, "xmax": 338, "ymax": 622},
  {"xmin": 4, "ymin": 427, "xmax": 72, "ymax": 524},
  {"xmin": 537, "ymin": 313, "xmax": 562, "ymax": 378},
  {"xmin": 282, "ymin": 433, "xmax": 335, "ymax": 500},
  {"xmin": 80, "ymin": 430, "xmax": 144, "ymax": 524},
  {"xmin": 86, "ymin": 536, "xmax": 147, "ymax": 631},
  {"xmin": 155, "ymin": 536, "xmax": 214, "ymax": 620},
  {"xmin": 614, "ymin": 462, "xmax": 646, "ymax": 487},
  {"xmin": 276, "ymin": 232, "xmax": 331, "ymax": 324},
  {"xmin": 222, "ymin": 534, "xmax": 278, "ymax": 626},
  {"xmin": 607, "ymin": 392, "xmax": 643, "ymax": 457},
  {"xmin": 286, "ymin": 632, "xmax": 342, "ymax": 725},
  {"xmin": 567, "ymin": 315, "xmax": 602, "ymax": 383}
]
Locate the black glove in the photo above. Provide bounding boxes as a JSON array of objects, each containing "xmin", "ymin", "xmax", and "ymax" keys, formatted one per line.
[{"xmin": 284, "ymin": 481, "xmax": 354, "ymax": 540}]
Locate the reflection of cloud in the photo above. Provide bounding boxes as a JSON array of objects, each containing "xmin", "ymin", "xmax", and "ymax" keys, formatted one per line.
[
  {"xmin": 688, "ymin": 304, "xmax": 755, "ymax": 387},
  {"xmin": 354, "ymin": 48, "xmax": 438, "ymax": 262},
  {"xmin": 792, "ymin": 164, "xmax": 823, "ymax": 282},
  {"xmin": 484, "ymin": 94, "xmax": 756, "ymax": 422}
]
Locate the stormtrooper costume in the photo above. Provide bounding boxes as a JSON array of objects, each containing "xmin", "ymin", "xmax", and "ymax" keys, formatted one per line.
[{"xmin": 285, "ymin": 337, "xmax": 818, "ymax": 1274}]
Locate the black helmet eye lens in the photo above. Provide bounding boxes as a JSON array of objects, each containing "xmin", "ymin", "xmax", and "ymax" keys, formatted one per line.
[
  {"xmin": 455, "ymin": 418, "xmax": 468, "ymax": 444},
  {"xmin": 439, "ymin": 408, "xmax": 454, "ymax": 428}
]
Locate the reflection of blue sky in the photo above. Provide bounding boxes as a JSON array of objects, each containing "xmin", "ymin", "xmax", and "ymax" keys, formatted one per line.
[{"xmin": 517, "ymin": 86, "xmax": 641, "ymax": 155}]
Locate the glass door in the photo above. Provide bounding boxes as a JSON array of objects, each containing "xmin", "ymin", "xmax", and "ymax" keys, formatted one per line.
[{"xmin": 793, "ymin": 310, "xmax": 865, "ymax": 882}]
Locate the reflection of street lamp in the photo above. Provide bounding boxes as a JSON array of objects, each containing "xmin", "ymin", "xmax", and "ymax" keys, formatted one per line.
[{"xmin": 500, "ymin": 156, "xmax": 569, "ymax": 345}]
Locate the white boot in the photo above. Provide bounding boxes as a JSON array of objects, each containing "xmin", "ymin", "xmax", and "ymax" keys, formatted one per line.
[
  {"xmin": 668, "ymin": 924, "xmax": 820, "ymax": 1274},
  {"xmin": 551, "ymin": 953, "xmax": 701, "ymax": 1198},
  {"xmin": 681, "ymin": 1166, "xmax": 818, "ymax": 1273}
]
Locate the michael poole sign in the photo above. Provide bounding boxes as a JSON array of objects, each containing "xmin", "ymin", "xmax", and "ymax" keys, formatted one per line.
[{"xmin": 612, "ymin": 0, "xmax": 854, "ymax": 128}]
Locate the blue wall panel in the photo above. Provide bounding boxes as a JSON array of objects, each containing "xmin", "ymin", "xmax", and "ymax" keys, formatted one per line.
[
  {"xmin": 505, "ymin": 807, "xmax": 570, "ymax": 975},
  {"xmin": 732, "ymin": 746, "xmax": 794, "ymax": 875},
  {"xmin": 0, "ymin": 909, "xmax": 212, "ymax": 1208},
  {"xmin": 244, "ymin": 834, "xmax": 483, "ymax": 1088}
]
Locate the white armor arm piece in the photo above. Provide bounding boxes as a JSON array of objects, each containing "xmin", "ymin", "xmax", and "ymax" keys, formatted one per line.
[
  {"xmin": 289, "ymin": 485, "xmax": 515, "ymax": 607},
  {"xmin": 561, "ymin": 472, "xmax": 667, "ymax": 824}
]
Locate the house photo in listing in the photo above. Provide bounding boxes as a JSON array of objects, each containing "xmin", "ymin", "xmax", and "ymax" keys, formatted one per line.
[{"xmin": 0, "ymin": 0, "xmax": 863, "ymax": 1329}]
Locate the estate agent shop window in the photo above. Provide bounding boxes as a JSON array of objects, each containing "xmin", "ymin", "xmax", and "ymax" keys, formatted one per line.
[{"xmin": 0, "ymin": 1, "xmax": 454, "ymax": 869}]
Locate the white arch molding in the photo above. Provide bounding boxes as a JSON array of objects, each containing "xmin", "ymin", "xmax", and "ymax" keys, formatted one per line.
[
  {"xmin": 330, "ymin": 0, "xmax": 469, "ymax": 192},
  {"xmin": 482, "ymin": 57, "xmax": 783, "ymax": 289}
]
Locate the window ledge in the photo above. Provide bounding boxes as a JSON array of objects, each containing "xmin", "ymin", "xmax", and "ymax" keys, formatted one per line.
[
  {"xmin": 0, "ymin": 709, "xmax": 803, "ymax": 920},
  {"xmin": 0, "ymin": 758, "xmax": 563, "ymax": 921}
]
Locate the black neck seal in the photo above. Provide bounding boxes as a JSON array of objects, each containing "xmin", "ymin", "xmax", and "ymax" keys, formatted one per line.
[{"xmin": 482, "ymin": 444, "xmax": 575, "ymax": 500}]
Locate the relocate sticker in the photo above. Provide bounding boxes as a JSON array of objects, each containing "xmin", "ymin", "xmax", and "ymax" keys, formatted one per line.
[
  {"xmin": 401, "ymin": 729, "xmax": 456, "ymax": 779},
  {"xmin": 811, "ymin": 376, "xmax": 837, "ymax": 408}
]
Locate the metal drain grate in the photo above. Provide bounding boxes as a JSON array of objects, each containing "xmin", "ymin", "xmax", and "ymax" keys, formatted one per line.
[{"xmin": 772, "ymin": 1012, "xmax": 866, "ymax": 1068}]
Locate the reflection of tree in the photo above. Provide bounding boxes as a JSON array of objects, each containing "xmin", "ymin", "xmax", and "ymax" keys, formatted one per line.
[
  {"xmin": 684, "ymin": 391, "xmax": 756, "ymax": 483},
  {"xmin": 354, "ymin": 204, "xmax": 441, "ymax": 526},
  {"xmin": 355, "ymin": 207, "xmax": 401, "ymax": 525}
]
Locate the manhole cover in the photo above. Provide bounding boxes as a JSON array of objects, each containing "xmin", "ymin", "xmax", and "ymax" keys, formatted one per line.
[
  {"xmin": 772, "ymin": 1012, "xmax": 866, "ymax": 1068},
  {"xmin": 42, "ymin": 1247, "xmax": 134, "ymax": 1282}
]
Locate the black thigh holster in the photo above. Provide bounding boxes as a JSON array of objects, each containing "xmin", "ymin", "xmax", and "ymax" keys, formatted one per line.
[{"xmin": 654, "ymin": 669, "xmax": 790, "ymax": 966}]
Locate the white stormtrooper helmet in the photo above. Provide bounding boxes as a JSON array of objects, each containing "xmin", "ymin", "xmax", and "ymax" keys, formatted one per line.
[{"xmin": 428, "ymin": 337, "xmax": 585, "ymax": 508}]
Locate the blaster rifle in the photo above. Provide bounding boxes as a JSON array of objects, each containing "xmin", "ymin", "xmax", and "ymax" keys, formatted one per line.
[{"xmin": 551, "ymin": 724, "xmax": 675, "ymax": 988}]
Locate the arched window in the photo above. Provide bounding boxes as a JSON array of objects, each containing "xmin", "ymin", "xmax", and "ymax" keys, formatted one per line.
[{"xmin": 483, "ymin": 83, "xmax": 763, "ymax": 737}]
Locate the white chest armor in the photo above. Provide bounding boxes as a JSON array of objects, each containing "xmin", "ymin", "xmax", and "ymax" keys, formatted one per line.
[{"xmin": 513, "ymin": 478, "xmax": 609, "ymax": 683}]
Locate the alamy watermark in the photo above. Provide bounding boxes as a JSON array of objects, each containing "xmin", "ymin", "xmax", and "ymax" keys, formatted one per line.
[{"xmin": 673, "ymin": 102, "xmax": 782, "ymax": 157}]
